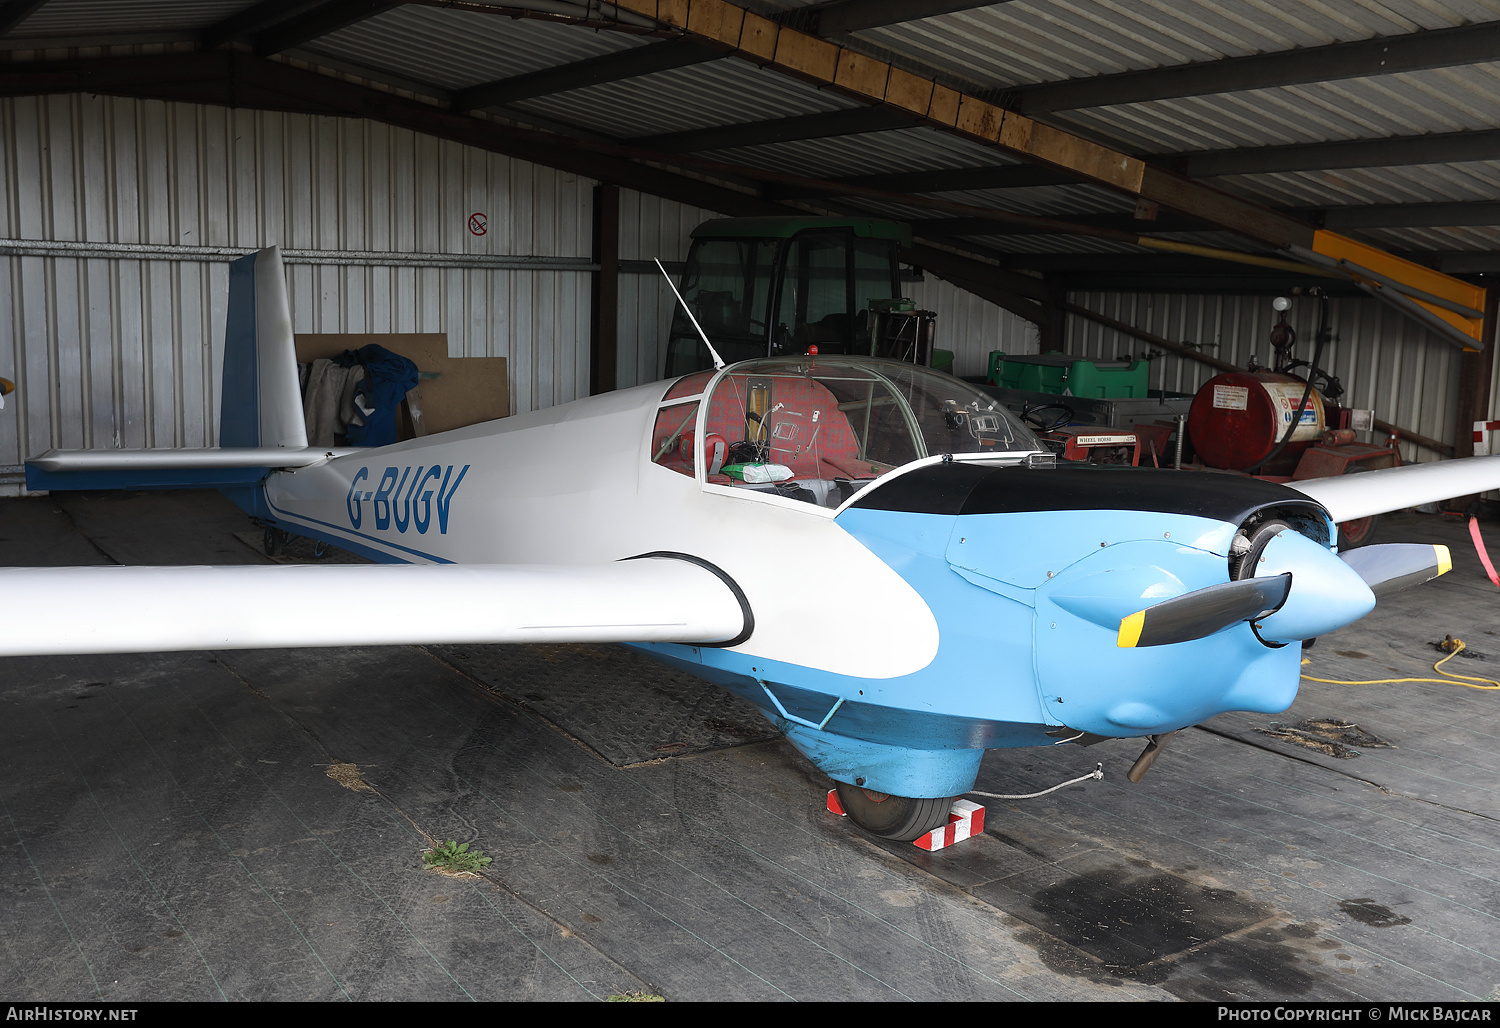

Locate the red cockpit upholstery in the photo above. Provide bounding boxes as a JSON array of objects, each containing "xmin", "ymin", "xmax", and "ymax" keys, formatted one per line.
[{"xmin": 702, "ymin": 374, "xmax": 866, "ymax": 482}]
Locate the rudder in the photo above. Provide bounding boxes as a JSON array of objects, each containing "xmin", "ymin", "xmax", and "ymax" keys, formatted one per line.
[{"xmin": 220, "ymin": 247, "xmax": 307, "ymax": 450}]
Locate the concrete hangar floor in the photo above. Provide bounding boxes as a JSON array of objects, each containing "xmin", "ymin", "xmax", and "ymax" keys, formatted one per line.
[{"xmin": 0, "ymin": 490, "xmax": 1496, "ymax": 1003}]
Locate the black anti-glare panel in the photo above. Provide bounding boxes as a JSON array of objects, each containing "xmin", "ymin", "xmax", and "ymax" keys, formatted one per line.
[{"xmin": 852, "ymin": 462, "xmax": 1314, "ymax": 525}]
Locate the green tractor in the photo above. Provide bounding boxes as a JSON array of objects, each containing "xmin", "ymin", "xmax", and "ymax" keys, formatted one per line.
[{"xmin": 663, "ymin": 216, "xmax": 950, "ymax": 377}]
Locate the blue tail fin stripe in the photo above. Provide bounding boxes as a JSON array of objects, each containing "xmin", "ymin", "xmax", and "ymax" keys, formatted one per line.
[{"xmin": 219, "ymin": 251, "xmax": 261, "ymax": 448}]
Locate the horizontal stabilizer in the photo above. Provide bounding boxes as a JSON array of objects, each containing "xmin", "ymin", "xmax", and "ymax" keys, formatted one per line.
[
  {"xmin": 25, "ymin": 447, "xmax": 359, "ymax": 492},
  {"xmin": 0, "ymin": 556, "xmax": 750, "ymax": 656},
  {"xmin": 1340, "ymin": 543, "xmax": 1451, "ymax": 597},
  {"xmin": 29, "ymin": 447, "xmax": 357, "ymax": 472},
  {"xmin": 1290, "ymin": 455, "xmax": 1500, "ymax": 523},
  {"xmin": 1118, "ymin": 574, "xmax": 1291, "ymax": 648}
]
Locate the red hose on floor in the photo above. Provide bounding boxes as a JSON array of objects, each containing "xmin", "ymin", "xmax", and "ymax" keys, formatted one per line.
[{"xmin": 1469, "ymin": 516, "xmax": 1500, "ymax": 588}]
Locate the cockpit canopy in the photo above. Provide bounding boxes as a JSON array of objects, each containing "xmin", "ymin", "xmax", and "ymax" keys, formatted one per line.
[{"xmin": 652, "ymin": 357, "xmax": 1044, "ymax": 508}]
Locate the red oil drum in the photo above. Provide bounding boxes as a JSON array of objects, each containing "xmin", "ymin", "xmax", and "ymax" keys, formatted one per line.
[{"xmin": 1187, "ymin": 371, "xmax": 1325, "ymax": 471}]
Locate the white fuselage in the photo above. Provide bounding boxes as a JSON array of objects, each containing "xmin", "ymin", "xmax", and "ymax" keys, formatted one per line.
[{"xmin": 262, "ymin": 379, "xmax": 940, "ymax": 682}]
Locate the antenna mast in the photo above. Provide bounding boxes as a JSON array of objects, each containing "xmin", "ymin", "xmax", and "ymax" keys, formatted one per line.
[{"xmin": 655, "ymin": 258, "xmax": 726, "ymax": 371}]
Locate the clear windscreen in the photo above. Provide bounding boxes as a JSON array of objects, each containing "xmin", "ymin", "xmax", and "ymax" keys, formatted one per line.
[{"xmin": 652, "ymin": 356, "xmax": 1043, "ymax": 508}]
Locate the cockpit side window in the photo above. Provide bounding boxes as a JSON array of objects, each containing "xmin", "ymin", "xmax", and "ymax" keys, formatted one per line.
[{"xmin": 651, "ymin": 400, "xmax": 702, "ymax": 479}]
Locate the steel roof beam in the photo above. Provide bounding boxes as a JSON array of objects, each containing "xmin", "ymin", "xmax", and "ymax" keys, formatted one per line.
[
  {"xmin": 919, "ymin": 201, "xmax": 1500, "ymax": 237},
  {"xmin": 1296, "ymin": 201, "xmax": 1500, "ymax": 230},
  {"xmin": 454, "ymin": 40, "xmax": 725, "ymax": 112},
  {"xmin": 793, "ymin": 1, "xmax": 1008, "ymax": 35},
  {"xmin": 200, "ymin": 1, "xmax": 329, "ymax": 49},
  {"xmin": 629, "ymin": 106, "xmax": 913, "ymax": 153},
  {"xmin": 828, "ymin": 165, "xmax": 1073, "ymax": 194},
  {"xmin": 252, "ymin": 0, "xmax": 398, "ymax": 57},
  {"xmin": 793, "ymin": 130, "xmax": 1500, "ymax": 202},
  {"xmin": 1414, "ymin": 252, "xmax": 1500, "ymax": 275},
  {"xmin": 1012, "ymin": 21, "xmax": 1500, "ymax": 114},
  {"xmin": 1174, "ymin": 129, "xmax": 1500, "ymax": 176},
  {"xmin": 0, "ymin": 0, "xmax": 47, "ymax": 35},
  {"xmin": 912, "ymin": 212, "xmax": 1212, "ymax": 237}
]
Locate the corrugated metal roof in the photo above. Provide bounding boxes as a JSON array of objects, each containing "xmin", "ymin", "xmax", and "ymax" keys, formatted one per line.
[
  {"xmin": 1051, "ymin": 65, "xmax": 1500, "ymax": 154},
  {"xmin": 847, "ymin": 0, "xmax": 1500, "ymax": 89},
  {"xmin": 309, "ymin": 5, "xmax": 646, "ymax": 92},
  {"xmin": 708, "ymin": 125, "xmax": 1026, "ymax": 179},
  {"xmin": 4, "ymin": 0, "xmax": 1498, "ymax": 266},
  {"xmin": 6, "ymin": 1, "xmax": 245, "ymax": 36},
  {"xmin": 510, "ymin": 56, "xmax": 863, "ymax": 139}
]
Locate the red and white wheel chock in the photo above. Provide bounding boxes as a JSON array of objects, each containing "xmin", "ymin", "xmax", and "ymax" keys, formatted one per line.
[{"xmin": 826, "ymin": 790, "xmax": 985, "ymax": 851}]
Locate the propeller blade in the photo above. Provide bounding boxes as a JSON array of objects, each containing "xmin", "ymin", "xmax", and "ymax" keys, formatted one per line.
[
  {"xmin": 1118, "ymin": 574, "xmax": 1292, "ymax": 648},
  {"xmin": 1340, "ymin": 543, "xmax": 1451, "ymax": 598}
]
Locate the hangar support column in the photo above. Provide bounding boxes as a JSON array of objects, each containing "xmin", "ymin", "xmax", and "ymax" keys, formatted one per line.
[
  {"xmin": 1452, "ymin": 286, "xmax": 1497, "ymax": 461},
  {"xmin": 591, "ymin": 183, "xmax": 620, "ymax": 396}
]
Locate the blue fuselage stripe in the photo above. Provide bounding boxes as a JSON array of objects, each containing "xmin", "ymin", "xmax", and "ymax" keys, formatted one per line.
[{"xmin": 262, "ymin": 487, "xmax": 453, "ymax": 563}]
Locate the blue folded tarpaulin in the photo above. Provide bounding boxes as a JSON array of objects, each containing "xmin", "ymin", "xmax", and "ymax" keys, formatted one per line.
[{"xmin": 334, "ymin": 344, "xmax": 419, "ymax": 446}]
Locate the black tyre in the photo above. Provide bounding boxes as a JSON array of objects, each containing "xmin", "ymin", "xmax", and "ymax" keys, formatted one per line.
[
  {"xmin": 1336, "ymin": 514, "xmax": 1378, "ymax": 549},
  {"xmin": 833, "ymin": 781, "xmax": 954, "ymax": 842},
  {"xmin": 1335, "ymin": 465, "xmax": 1378, "ymax": 549}
]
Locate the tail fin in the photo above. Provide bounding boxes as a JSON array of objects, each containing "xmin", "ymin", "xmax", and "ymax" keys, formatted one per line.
[
  {"xmin": 220, "ymin": 247, "xmax": 307, "ymax": 450},
  {"xmin": 25, "ymin": 246, "xmax": 345, "ymax": 494}
]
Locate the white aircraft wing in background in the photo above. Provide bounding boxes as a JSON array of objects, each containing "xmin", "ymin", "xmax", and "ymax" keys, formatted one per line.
[{"xmin": 1289, "ymin": 455, "xmax": 1500, "ymax": 524}]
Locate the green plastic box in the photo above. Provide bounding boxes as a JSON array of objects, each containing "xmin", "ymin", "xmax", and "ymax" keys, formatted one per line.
[{"xmin": 986, "ymin": 352, "xmax": 1148, "ymax": 398}]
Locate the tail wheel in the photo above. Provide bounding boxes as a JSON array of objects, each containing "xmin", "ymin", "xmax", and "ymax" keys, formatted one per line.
[
  {"xmin": 262, "ymin": 527, "xmax": 291, "ymax": 556},
  {"xmin": 833, "ymin": 781, "xmax": 954, "ymax": 842}
]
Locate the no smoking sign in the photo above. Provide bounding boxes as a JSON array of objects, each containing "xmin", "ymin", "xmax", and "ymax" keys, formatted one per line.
[{"xmin": 468, "ymin": 212, "xmax": 487, "ymax": 236}]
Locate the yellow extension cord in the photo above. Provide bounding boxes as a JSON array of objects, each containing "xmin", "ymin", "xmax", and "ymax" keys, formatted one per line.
[{"xmin": 1301, "ymin": 638, "xmax": 1500, "ymax": 691}]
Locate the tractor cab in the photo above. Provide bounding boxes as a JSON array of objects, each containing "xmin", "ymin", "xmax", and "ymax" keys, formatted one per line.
[{"xmin": 663, "ymin": 217, "xmax": 918, "ymax": 378}]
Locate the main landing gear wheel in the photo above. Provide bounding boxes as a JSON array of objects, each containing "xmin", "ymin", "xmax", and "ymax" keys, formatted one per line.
[
  {"xmin": 1335, "ymin": 465, "xmax": 1378, "ymax": 549},
  {"xmin": 833, "ymin": 781, "xmax": 954, "ymax": 842},
  {"xmin": 1336, "ymin": 514, "xmax": 1377, "ymax": 549}
]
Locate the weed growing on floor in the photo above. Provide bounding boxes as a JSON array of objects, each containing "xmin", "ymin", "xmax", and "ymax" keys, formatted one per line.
[{"xmin": 423, "ymin": 840, "xmax": 492, "ymax": 874}]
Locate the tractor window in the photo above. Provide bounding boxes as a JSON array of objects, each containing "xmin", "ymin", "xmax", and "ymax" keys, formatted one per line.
[
  {"xmin": 852, "ymin": 238, "xmax": 899, "ymax": 352},
  {"xmin": 666, "ymin": 238, "xmax": 779, "ymax": 375},
  {"xmin": 776, "ymin": 231, "xmax": 852, "ymax": 355}
]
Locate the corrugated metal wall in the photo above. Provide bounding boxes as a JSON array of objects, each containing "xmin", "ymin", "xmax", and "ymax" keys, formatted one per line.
[
  {"xmin": 0, "ymin": 92, "xmax": 606, "ymax": 484},
  {"xmin": 905, "ymin": 276, "xmax": 1041, "ymax": 375},
  {"xmin": 615, "ymin": 191, "xmax": 716, "ymax": 391},
  {"xmin": 2, "ymin": 93, "xmax": 1488, "ymax": 498},
  {"xmin": 1064, "ymin": 291, "xmax": 1472, "ymax": 462}
]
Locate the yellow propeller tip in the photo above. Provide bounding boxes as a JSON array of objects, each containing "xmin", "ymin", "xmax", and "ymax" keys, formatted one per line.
[
  {"xmin": 1434, "ymin": 544, "xmax": 1452, "ymax": 577},
  {"xmin": 1117, "ymin": 610, "xmax": 1145, "ymax": 648}
]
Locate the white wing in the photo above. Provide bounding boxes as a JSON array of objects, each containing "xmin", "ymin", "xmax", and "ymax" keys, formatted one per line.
[
  {"xmin": 0, "ymin": 556, "xmax": 749, "ymax": 656},
  {"xmin": 1289, "ymin": 455, "xmax": 1500, "ymax": 523}
]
